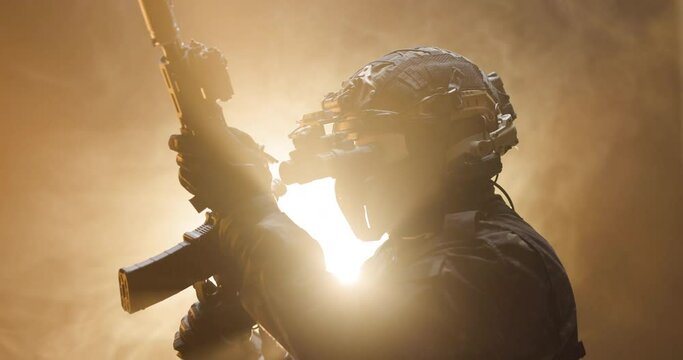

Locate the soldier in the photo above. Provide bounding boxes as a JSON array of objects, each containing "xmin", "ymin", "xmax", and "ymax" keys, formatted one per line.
[{"xmin": 170, "ymin": 47, "xmax": 585, "ymax": 359}]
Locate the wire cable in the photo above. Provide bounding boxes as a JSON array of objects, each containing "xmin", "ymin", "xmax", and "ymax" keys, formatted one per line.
[{"xmin": 491, "ymin": 178, "xmax": 515, "ymax": 211}]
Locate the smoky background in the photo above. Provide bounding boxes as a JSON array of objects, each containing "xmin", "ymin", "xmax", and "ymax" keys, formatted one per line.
[{"xmin": 0, "ymin": 0, "xmax": 681, "ymax": 358}]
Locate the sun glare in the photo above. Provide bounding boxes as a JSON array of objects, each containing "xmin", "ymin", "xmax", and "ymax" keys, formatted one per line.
[{"xmin": 276, "ymin": 177, "xmax": 383, "ymax": 285}]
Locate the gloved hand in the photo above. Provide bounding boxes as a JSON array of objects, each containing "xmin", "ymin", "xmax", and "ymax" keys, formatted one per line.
[
  {"xmin": 168, "ymin": 126, "xmax": 275, "ymax": 214},
  {"xmin": 174, "ymin": 280, "xmax": 256, "ymax": 359}
]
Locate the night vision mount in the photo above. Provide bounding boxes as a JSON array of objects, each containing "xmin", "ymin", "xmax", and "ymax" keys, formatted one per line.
[{"xmin": 278, "ymin": 70, "xmax": 518, "ymax": 186}]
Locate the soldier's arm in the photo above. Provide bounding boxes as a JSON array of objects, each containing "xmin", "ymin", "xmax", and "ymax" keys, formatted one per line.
[{"xmin": 216, "ymin": 209, "xmax": 465, "ymax": 359}]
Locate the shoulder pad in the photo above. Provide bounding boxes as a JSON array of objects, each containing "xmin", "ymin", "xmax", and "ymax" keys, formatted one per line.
[{"xmin": 442, "ymin": 210, "xmax": 481, "ymax": 242}]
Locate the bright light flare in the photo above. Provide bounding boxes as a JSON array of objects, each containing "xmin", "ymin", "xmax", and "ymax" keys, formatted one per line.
[{"xmin": 276, "ymin": 177, "xmax": 383, "ymax": 285}]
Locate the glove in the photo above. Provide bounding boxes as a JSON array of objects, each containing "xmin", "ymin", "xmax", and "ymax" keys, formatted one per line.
[
  {"xmin": 168, "ymin": 126, "xmax": 275, "ymax": 214},
  {"xmin": 174, "ymin": 280, "xmax": 256, "ymax": 359}
]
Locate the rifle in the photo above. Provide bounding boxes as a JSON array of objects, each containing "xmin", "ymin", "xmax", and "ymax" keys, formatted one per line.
[{"xmin": 118, "ymin": 0, "xmax": 243, "ymax": 314}]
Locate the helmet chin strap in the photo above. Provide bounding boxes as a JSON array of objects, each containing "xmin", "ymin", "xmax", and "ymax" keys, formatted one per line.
[
  {"xmin": 335, "ymin": 176, "xmax": 384, "ymax": 241},
  {"xmin": 335, "ymin": 164, "xmax": 449, "ymax": 241}
]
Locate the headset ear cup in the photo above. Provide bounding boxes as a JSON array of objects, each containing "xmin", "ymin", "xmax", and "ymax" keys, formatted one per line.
[
  {"xmin": 447, "ymin": 155, "xmax": 503, "ymax": 185},
  {"xmin": 486, "ymin": 72, "xmax": 516, "ymax": 120}
]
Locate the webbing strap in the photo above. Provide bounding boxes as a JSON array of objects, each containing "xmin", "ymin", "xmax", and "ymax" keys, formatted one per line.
[{"xmin": 442, "ymin": 210, "xmax": 480, "ymax": 241}]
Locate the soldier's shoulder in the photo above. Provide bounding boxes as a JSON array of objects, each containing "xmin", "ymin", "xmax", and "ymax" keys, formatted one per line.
[
  {"xmin": 426, "ymin": 203, "xmax": 554, "ymax": 281},
  {"xmin": 363, "ymin": 199, "xmax": 554, "ymax": 282}
]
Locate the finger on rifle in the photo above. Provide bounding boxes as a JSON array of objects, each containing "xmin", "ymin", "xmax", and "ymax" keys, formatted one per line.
[
  {"xmin": 176, "ymin": 153, "xmax": 204, "ymax": 172},
  {"xmin": 179, "ymin": 314, "xmax": 200, "ymax": 345},
  {"xmin": 169, "ymin": 133, "xmax": 201, "ymax": 154},
  {"xmin": 187, "ymin": 302, "xmax": 216, "ymax": 337},
  {"xmin": 173, "ymin": 331, "xmax": 187, "ymax": 352}
]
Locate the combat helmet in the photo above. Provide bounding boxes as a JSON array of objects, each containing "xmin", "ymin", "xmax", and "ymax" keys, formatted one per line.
[{"xmin": 280, "ymin": 47, "xmax": 518, "ymax": 239}]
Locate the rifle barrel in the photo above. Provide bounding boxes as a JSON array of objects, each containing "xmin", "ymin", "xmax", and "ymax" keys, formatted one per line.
[{"xmin": 138, "ymin": 0, "xmax": 180, "ymax": 47}]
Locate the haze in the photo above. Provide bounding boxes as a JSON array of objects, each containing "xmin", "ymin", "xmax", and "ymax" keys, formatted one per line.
[{"xmin": 0, "ymin": 0, "xmax": 681, "ymax": 358}]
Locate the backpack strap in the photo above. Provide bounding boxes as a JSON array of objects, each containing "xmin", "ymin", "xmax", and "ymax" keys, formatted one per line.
[{"xmin": 441, "ymin": 210, "xmax": 481, "ymax": 242}]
